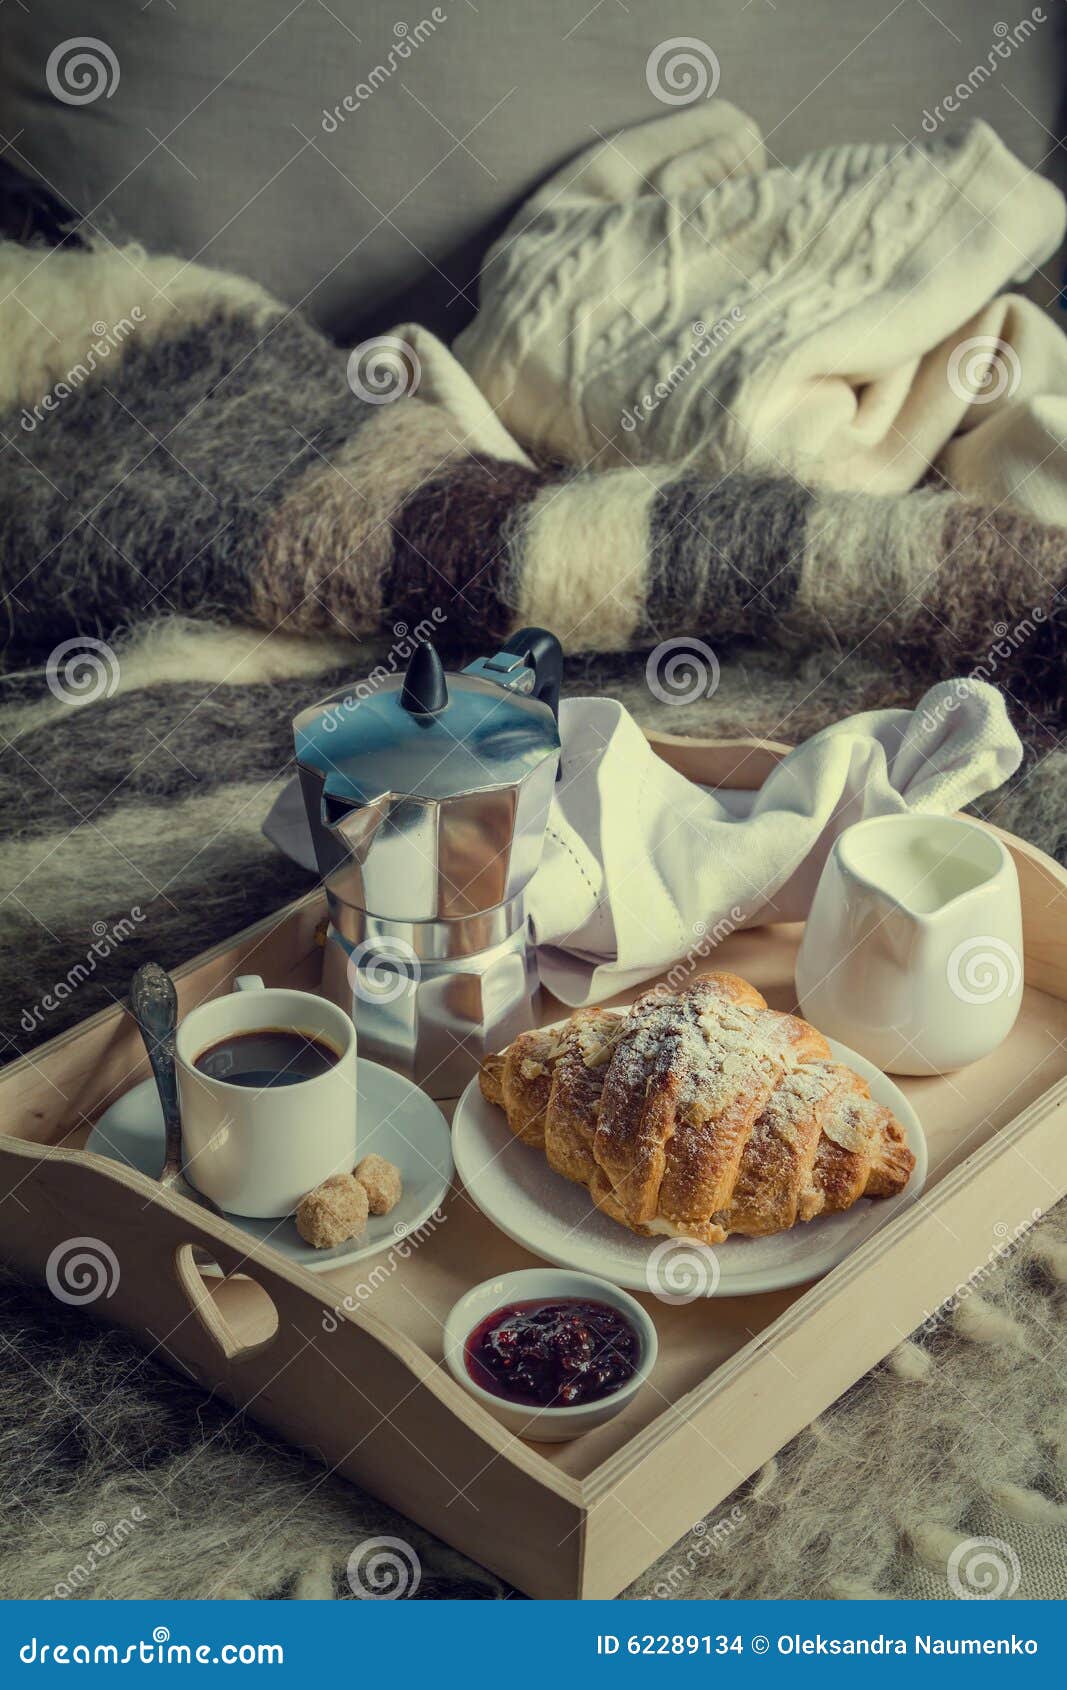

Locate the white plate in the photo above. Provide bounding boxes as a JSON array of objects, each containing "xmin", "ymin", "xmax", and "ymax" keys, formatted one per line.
[
  {"xmin": 452, "ymin": 1030, "xmax": 927, "ymax": 1297},
  {"xmin": 87, "ymin": 1059, "xmax": 453, "ymax": 1275}
]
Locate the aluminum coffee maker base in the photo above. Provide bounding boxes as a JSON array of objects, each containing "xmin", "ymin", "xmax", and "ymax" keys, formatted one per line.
[{"xmin": 320, "ymin": 924, "xmax": 540, "ymax": 1100}]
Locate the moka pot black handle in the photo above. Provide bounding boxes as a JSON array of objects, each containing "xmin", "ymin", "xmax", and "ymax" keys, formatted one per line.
[{"xmin": 498, "ymin": 627, "xmax": 563, "ymax": 722}]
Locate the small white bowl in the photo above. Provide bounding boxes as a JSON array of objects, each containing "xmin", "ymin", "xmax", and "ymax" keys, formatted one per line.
[{"xmin": 443, "ymin": 1267, "xmax": 658, "ymax": 1443}]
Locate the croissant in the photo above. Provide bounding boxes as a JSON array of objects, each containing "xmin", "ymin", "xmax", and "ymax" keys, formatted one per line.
[{"xmin": 479, "ymin": 972, "xmax": 914, "ymax": 1245}]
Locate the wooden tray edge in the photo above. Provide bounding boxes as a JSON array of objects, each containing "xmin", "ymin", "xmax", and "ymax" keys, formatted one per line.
[{"xmin": 0, "ymin": 1131, "xmax": 585, "ymax": 1508}]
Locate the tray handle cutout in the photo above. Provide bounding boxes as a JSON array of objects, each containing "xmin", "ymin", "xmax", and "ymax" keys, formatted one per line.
[{"xmin": 173, "ymin": 1243, "xmax": 280, "ymax": 1364}]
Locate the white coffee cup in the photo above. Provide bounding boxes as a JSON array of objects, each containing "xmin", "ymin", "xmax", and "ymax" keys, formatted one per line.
[
  {"xmin": 175, "ymin": 975, "xmax": 358, "ymax": 1217},
  {"xmin": 796, "ymin": 814, "xmax": 1023, "ymax": 1076}
]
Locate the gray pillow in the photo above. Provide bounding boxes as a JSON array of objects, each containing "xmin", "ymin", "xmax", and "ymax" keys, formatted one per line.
[{"xmin": 1, "ymin": 0, "xmax": 1063, "ymax": 342}]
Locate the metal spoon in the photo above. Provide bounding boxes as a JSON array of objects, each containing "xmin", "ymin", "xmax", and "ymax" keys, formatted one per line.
[{"xmin": 128, "ymin": 961, "xmax": 223, "ymax": 1216}]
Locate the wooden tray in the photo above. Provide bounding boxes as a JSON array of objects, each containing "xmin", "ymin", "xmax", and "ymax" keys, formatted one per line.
[{"xmin": 2, "ymin": 734, "xmax": 1066, "ymax": 1600}]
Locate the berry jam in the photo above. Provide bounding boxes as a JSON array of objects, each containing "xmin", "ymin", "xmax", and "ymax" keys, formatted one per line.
[{"xmin": 465, "ymin": 1297, "xmax": 639, "ymax": 1408}]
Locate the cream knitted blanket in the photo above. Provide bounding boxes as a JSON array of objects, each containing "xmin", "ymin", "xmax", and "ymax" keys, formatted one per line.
[{"xmin": 457, "ymin": 104, "xmax": 1067, "ymax": 523}]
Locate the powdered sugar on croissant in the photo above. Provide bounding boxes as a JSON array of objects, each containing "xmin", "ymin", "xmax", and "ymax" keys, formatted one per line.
[{"xmin": 479, "ymin": 972, "xmax": 914, "ymax": 1245}]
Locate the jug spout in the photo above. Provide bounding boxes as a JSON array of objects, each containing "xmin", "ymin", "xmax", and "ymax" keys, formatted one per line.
[
  {"xmin": 838, "ymin": 812, "xmax": 1010, "ymax": 925},
  {"xmin": 876, "ymin": 896, "xmax": 926, "ymax": 971}
]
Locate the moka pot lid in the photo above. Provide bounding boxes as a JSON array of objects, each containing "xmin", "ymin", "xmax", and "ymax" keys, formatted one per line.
[{"xmin": 294, "ymin": 640, "xmax": 559, "ymax": 812}]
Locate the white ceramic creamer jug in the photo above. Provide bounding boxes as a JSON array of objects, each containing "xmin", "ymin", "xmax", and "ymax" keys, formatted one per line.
[{"xmin": 795, "ymin": 814, "xmax": 1023, "ymax": 1075}]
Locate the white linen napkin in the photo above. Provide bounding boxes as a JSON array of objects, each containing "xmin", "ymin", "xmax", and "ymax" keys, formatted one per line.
[{"xmin": 262, "ymin": 678, "xmax": 1022, "ymax": 1006}]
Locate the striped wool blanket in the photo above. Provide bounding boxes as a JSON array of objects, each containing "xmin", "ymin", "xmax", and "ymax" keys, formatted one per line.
[{"xmin": 0, "ymin": 238, "xmax": 1064, "ymax": 721}]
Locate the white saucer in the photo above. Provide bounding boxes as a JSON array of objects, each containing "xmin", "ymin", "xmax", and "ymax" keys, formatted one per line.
[
  {"xmin": 87, "ymin": 1059, "xmax": 453, "ymax": 1275},
  {"xmin": 452, "ymin": 1032, "xmax": 927, "ymax": 1298}
]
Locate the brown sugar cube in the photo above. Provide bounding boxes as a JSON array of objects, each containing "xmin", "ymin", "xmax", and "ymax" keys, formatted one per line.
[
  {"xmin": 295, "ymin": 1173, "xmax": 369, "ymax": 1249},
  {"xmin": 354, "ymin": 1153, "xmax": 403, "ymax": 1216}
]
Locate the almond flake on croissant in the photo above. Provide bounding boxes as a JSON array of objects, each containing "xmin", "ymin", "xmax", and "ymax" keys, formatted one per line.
[{"xmin": 479, "ymin": 972, "xmax": 914, "ymax": 1245}]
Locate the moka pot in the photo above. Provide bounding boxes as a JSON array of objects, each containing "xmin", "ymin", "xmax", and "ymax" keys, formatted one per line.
[{"xmin": 294, "ymin": 629, "xmax": 562, "ymax": 1098}]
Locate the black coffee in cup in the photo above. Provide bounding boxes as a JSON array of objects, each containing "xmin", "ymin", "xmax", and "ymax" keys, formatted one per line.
[{"xmin": 194, "ymin": 1027, "xmax": 340, "ymax": 1089}]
